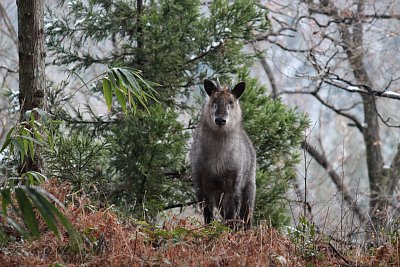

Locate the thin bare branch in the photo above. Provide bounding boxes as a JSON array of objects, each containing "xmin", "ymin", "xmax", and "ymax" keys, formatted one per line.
[
  {"xmin": 311, "ymin": 91, "xmax": 363, "ymax": 132},
  {"xmin": 301, "ymin": 140, "xmax": 367, "ymax": 224},
  {"xmin": 0, "ymin": 65, "xmax": 17, "ymax": 73},
  {"xmin": 0, "ymin": 2, "xmax": 18, "ymax": 46},
  {"xmin": 252, "ymin": 44, "xmax": 278, "ymax": 99}
]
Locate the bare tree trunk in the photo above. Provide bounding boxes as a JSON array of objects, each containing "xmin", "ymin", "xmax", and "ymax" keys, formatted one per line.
[
  {"xmin": 303, "ymin": 0, "xmax": 389, "ymax": 238},
  {"xmin": 339, "ymin": 0, "xmax": 387, "ymax": 235},
  {"xmin": 257, "ymin": 42, "xmax": 366, "ymax": 223},
  {"xmin": 17, "ymin": 0, "xmax": 45, "ymax": 173}
]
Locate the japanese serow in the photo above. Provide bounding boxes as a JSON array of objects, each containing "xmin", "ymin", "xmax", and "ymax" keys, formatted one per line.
[{"xmin": 190, "ymin": 79, "xmax": 256, "ymax": 230}]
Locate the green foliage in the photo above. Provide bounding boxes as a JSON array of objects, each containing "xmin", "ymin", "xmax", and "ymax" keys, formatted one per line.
[
  {"xmin": 44, "ymin": 67, "xmax": 162, "ymax": 208},
  {"xmin": 46, "ymin": 0, "xmax": 269, "ymax": 92},
  {"xmin": 0, "ymin": 65, "xmax": 160, "ymax": 244},
  {"xmin": 240, "ymin": 74, "xmax": 309, "ymax": 228},
  {"xmin": 102, "ymin": 67, "xmax": 158, "ymax": 112},
  {"xmin": 253, "ymin": 170, "xmax": 291, "ymax": 226},
  {"xmin": 137, "ymin": 219, "xmax": 230, "ymax": 246},
  {"xmin": 108, "ymin": 105, "xmax": 191, "ymax": 219},
  {"xmin": 0, "ymin": 68, "xmax": 154, "ymax": 244},
  {"xmin": 0, "ymin": 112, "xmax": 77, "ymax": 243},
  {"xmin": 45, "ymin": 134, "xmax": 109, "ymax": 193},
  {"xmin": 0, "ymin": 109, "xmax": 62, "ymax": 186},
  {"xmin": 1, "ymin": 108, "xmax": 58, "ymax": 170},
  {"xmin": 287, "ymin": 216, "xmax": 321, "ymax": 259}
]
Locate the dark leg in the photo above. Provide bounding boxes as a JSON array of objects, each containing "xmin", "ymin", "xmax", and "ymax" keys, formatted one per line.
[
  {"xmin": 221, "ymin": 193, "xmax": 240, "ymax": 230},
  {"xmin": 203, "ymin": 198, "xmax": 214, "ymax": 224},
  {"xmin": 239, "ymin": 182, "xmax": 255, "ymax": 230},
  {"xmin": 198, "ymin": 191, "xmax": 214, "ymax": 224}
]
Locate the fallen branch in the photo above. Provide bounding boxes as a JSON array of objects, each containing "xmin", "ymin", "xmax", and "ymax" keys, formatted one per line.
[{"xmin": 163, "ymin": 201, "xmax": 198, "ymax": 211}]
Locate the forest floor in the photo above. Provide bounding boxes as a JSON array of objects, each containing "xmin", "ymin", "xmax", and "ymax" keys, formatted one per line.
[{"xmin": 0, "ymin": 180, "xmax": 399, "ymax": 267}]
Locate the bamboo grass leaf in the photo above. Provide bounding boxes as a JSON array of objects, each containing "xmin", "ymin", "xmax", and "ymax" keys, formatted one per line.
[
  {"xmin": 29, "ymin": 140, "xmax": 35, "ymax": 160},
  {"xmin": 15, "ymin": 188, "xmax": 40, "ymax": 238},
  {"xmin": 2, "ymin": 216, "xmax": 26, "ymax": 237},
  {"xmin": 1, "ymin": 189, "xmax": 11, "ymax": 220},
  {"xmin": 101, "ymin": 67, "xmax": 159, "ymax": 112},
  {"xmin": 22, "ymin": 186, "xmax": 60, "ymax": 237},
  {"xmin": 102, "ymin": 78, "xmax": 112, "ymax": 111},
  {"xmin": 115, "ymin": 86, "xmax": 127, "ymax": 113},
  {"xmin": 0, "ymin": 126, "xmax": 15, "ymax": 153}
]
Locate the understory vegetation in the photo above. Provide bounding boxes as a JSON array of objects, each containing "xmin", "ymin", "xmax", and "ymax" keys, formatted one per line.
[{"xmin": 1, "ymin": 180, "xmax": 399, "ymax": 266}]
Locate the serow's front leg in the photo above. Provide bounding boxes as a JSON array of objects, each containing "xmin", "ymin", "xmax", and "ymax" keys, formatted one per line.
[
  {"xmin": 197, "ymin": 189, "xmax": 214, "ymax": 224},
  {"xmin": 200, "ymin": 197, "xmax": 214, "ymax": 224},
  {"xmin": 221, "ymin": 193, "xmax": 240, "ymax": 230}
]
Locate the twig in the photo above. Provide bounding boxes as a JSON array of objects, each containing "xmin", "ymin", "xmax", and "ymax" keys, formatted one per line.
[
  {"xmin": 328, "ymin": 242, "xmax": 350, "ymax": 265},
  {"xmin": 163, "ymin": 201, "xmax": 198, "ymax": 211},
  {"xmin": 301, "ymin": 140, "xmax": 367, "ymax": 224}
]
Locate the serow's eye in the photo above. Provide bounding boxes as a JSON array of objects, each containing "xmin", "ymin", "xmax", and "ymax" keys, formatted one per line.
[{"xmin": 229, "ymin": 100, "xmax": 234, "ymax": 105}]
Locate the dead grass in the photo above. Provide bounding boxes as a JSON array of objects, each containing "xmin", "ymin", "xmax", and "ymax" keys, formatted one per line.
[{"xmin": 0, "ymin": 180, "xmax": 399, "ymax": 266}]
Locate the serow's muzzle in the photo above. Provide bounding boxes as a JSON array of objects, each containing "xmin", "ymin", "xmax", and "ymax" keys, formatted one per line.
[{"xmin": 215, "ymin": 117, "xmax": 226, "ymax": 126}]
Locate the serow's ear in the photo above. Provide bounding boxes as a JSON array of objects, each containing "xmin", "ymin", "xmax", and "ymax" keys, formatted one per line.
[
  {"xmin": 231, "ymin": 82, "xmax": 246, "ymax": 99},
  {"xmin": 204, "ymin": 79, "xmax": 218, "ymax": 96}
]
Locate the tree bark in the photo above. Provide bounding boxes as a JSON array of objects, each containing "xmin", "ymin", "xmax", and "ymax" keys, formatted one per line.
[
  {"xmin": 136, "ymin": 0, "xmax": 144, "ymax": 66},
  {"xmin": 17, "ymin": 0, "xmax": 45, "ymax": 173}
]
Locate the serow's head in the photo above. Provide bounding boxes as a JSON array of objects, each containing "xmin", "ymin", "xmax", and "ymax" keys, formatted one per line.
[{"xmin": 203, "ymin": 79, "xmax": 245, "ymax": 131}]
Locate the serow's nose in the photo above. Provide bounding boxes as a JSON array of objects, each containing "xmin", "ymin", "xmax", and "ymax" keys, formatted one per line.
[{"xmin": 215, "ymin": 117, "xmax": 226, "ymax": 126}]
